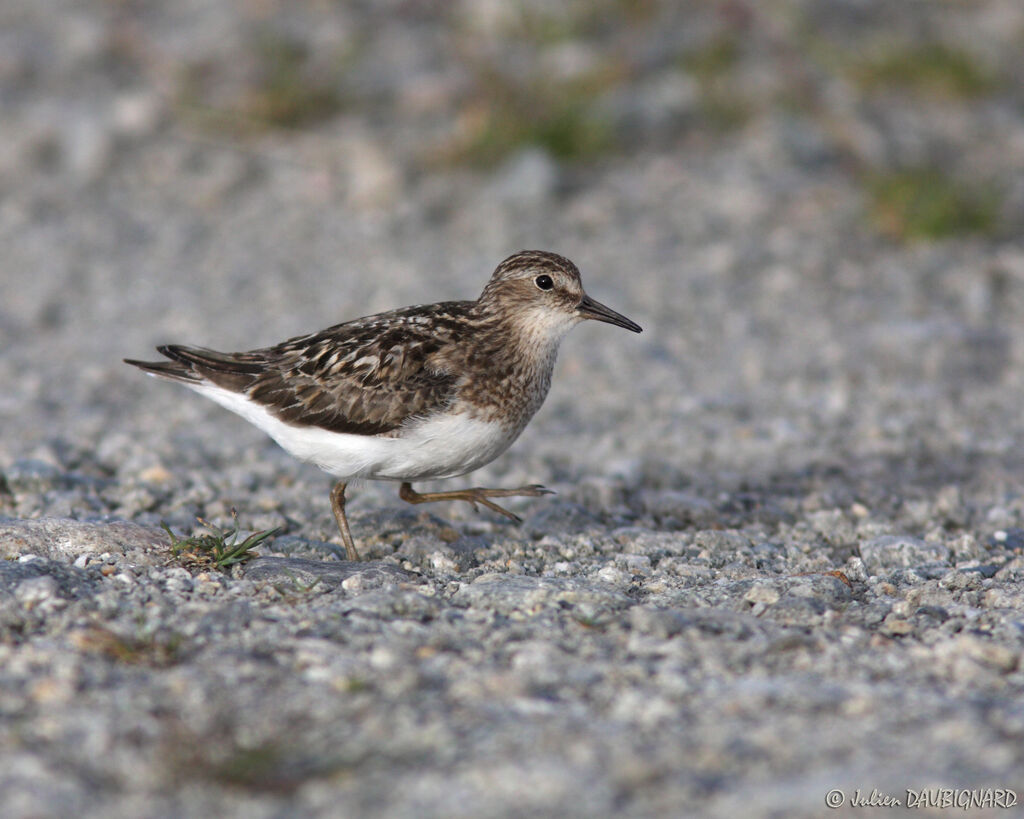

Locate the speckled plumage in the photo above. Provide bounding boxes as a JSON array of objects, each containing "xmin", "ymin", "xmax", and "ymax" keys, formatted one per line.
[{"xmin": 126, "ymin": 250, "xmax": 641, "ymax": 560}]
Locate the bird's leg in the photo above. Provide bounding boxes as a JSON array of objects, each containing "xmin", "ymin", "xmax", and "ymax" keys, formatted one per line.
[
  {"xmin": 330, "ymin": 481, "xmax": 361, "ymax": 561},
  {"xmin": 398, "ymin": 481, "xmax": 554, "ymax": 523}
]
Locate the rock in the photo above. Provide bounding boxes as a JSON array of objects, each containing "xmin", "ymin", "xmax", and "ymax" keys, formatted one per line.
[
  {"xmin": 111, "ymin": 92, "xmax": 162, "ymax": 138},
  {"xmin": 243, "ymin": 556, "xmax": 412, "ymax": 592},
  {"xmin": 522, "ymin": 501, "xmax": 603, "ymax": 538},
  {"xmin": 339, "ymin": 130, "xmax": 402, "ymax": 209},
  {"xmin": 859, "ymin": 535, "xmax": 951, "ymax": 573},
  {"xmin": 3, "ymin": 460, "xmax": 67, "ymax": 493},
  {"xmin": 489, "ymin": 148, "xmax": 559, "ymax": 208},
  {"xmin": 628, "ymin": 606, "xmax": 695, "ymax": 639},
  {"xmin": 62, "ymin": 111, "xmax": 113, "ymax": 182},
  {"xmin": 639, "ymin": 490, "xmax": 717, "ymax": 527},
  {"xmin": 729, "ymin": 574, "xmax": 852, "ymax": 624},
  {"xmin": 452, "ymin": 573, "xmax": 631, "ymax": 618},
  {"xmin": 267, "ymin": 535, "xmax": 349, "ymax": 561},
  {"xmin": 693, "ymin": 530, "xmax": 753, "ymax": 563},
  {"xmin": 0, "ymin": 517, "xmax": 169, "ymax": 565},
  {"xmin": 0, "ymin": 559, "xmax": 98, "ymax": 602},
  {"xmin": 744, "ymin": 581, "xmax": 781, "ymax": 607},
  {"xmin": 989, "ymin": 528, "xmax": 1024, "ymax": 551}
]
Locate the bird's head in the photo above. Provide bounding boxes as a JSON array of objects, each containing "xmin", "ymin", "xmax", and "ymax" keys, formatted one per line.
[{"xmin": 478, "ymin": 250, "xmax": 642, "ymax": 341}]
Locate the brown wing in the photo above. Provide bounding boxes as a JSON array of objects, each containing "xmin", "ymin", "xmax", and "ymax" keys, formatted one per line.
[{"xmin": 140, "ymin": 303, "xmax": 473, "ymax": 436}]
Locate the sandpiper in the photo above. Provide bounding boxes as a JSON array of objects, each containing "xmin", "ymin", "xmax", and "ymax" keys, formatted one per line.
[{"xmin": 126, "ymin": 250, "xmax": 641, "ymax": 560}]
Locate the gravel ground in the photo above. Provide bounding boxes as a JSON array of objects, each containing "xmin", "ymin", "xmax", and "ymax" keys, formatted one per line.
[{"xmin": 3, "ymin": 1, "xmax": 1024, "ymax": 816}]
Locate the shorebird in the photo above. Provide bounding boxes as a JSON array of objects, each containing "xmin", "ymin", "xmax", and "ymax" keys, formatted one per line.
[{"xmin": 126, "ymin": 250, "xmax": 642, "ymax": 560}]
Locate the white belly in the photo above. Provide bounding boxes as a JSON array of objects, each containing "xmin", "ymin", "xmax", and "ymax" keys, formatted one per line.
[{"xmin": 189, "ymin": 383, "xmax": 519, "ymax": 481}]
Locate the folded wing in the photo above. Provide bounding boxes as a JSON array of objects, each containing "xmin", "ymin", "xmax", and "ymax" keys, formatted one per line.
[{"xmin": 125, "ymin": 305, "xmax": 465, "ymax": 436}]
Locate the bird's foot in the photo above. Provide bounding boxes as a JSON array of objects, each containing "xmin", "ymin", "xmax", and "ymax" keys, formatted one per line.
[{"xmin": 398, "ymin": 482, "xmax": 554, "ymax": 523}]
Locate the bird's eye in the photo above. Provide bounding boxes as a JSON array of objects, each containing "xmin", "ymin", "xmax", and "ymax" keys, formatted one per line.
[{"xmin": 535, "ymin": 275, "xmax": 554, "ymax": 291}]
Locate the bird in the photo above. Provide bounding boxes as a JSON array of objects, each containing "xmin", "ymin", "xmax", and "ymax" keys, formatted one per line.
[{"xmin": 125, "ymin": 250, "xmax": 642, "ymax": 561}]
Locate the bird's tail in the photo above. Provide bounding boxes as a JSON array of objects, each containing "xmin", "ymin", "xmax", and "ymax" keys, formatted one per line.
[
  {"xmin": 124, "ymin": 345, "xmax": 265, "ymax": 388},
  {"xmin": 124, "ymin": 347, "xmax": 201, "ymax": 383}
]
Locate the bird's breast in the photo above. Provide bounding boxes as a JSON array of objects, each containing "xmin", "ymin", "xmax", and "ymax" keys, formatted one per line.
[{"xmin": 452, "ymin": 342, "xmax": 558, "ymax": 432}]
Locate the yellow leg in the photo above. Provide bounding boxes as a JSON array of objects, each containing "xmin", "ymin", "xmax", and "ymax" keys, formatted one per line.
[
  {"xmin": 398, "ymin": 481, "xmax": 553, "ymax": 523},
  {"xmin": 330, "ymin": 481, "xmax": 361, "ymax": 561}
]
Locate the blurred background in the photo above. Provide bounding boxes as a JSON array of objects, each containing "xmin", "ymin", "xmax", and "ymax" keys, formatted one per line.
[
  {"xmin": 2, "ymin": 0, "xmax": 1024, "ymax": 524},
  {"xmin": 3, "ymin": 0, "xmax": 1020, "ymax": 227}
]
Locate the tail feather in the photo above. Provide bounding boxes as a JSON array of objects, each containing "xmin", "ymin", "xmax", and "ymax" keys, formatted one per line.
[
  {"xmin": 157, "ymin": 344, "xmax": 266, "ymax": 375},
  {"xmin": 123, "ymin": 356, "xmax": 202, "ymax": 383},
  {"xmin": 125, "ymin": 345, "xmax": 267, "ymax": 390}
]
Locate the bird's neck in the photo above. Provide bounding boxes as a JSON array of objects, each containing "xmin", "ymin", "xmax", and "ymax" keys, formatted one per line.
[
  {"xmin": 478, "ymin": 307, "xmax": 568, "ymax": 372},
  {"xmin": 454, "ymin": 308, "xmax": 566, "ymax": 428}
]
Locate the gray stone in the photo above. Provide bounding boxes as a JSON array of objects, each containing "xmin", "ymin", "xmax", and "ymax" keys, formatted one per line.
[
  {"xmin": 522, "ymin": 501, "xmax": 603, "ymax": 538},
  {"xmin": 0, "ymin": 517, "xmax": 169, "ymax": 565},
  {"xmin": 62, "ymin": 111, "xmax": 113, "ymax": 181},
  {"xmin": 452, "ymin": 573, "xmax": 632, "ymax": 617},
  {"xmin": 628, "ymin": 605, "xmax": 694, "ymax": 638},
  {"xmin": 268, "ymin": 535, "xmax": 349, "ymax": 561},
  {"xmin": 860, "ymin": 535, "xmax": 952, "ymax": 573},
  {"xmin": 490, "ymin": 148, "xmax": 559, "ymax": 208},
  {"xmin": 243, "ymin": 556, "xmax": 412, "ymax": 592},
  {"xmin": 639, "ymin": 489, "xmax": 718, "ymax": 526},
  {"xmin": 0, "ymin": 559, "xmax": 98, "ymax": 601},
  {"xmin": 3, "ymin": 459, "xmax": 67, "ymax": 493}
]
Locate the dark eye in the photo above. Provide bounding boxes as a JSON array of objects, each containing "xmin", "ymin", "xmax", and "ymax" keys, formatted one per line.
[{"xmin": 535, "ymin": 275, "xmax": 554, "ymax": 291}]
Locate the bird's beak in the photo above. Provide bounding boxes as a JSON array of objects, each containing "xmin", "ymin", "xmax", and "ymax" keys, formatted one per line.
[{"xmin": 576, "ymin": 293, "xmax": 642, "ymax": 333}]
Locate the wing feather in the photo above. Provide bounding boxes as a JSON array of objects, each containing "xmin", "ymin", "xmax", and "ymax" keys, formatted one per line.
[{"xmin": 132, "ymin": 303, "xmax": 472, "ymax": 436}]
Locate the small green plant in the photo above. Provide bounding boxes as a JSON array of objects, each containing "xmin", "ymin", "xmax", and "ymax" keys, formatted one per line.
[
  {"xmin": 868, "ymin": 168, "xmax": 1000, "ymax": 241},
  {"xmin": 442, "ymin": 59, "xmax": 622, "ymax": 167},
  {"xmin": 176, "ymin": 29, "xmax": 346, "ymax": 135},
  {"xmin": 852, "ymin": 42, "xmax": 998, "ymax": 99},
  {"xmin": 163, "ymin": 510, "xmax": 279, "ymax": 572},
  {"xmin": 166, "ymin": 734, "xmax": 347, "ymax": 793},
  {"xmin": 467, "ymin": 97, "xmax": 613, "ymax": 165},
  {"xmin": 494, "ymin": 1, "xmax": 658, "ymax": 46},
  {"xmin": 242, "ymin": 33, "xmax": 344, "ymax": 129},
  {"xmin": 75, "ymin": 625, "xmax": 184, "ymax": 667},
  {"xmin": 680, "ymin": 35, "xmax": 753, "ymax": 133},
  {"xmin": 681, "ymin": 36, "xmax": 741, "ymax": 81},
  {"xmin": 459, "ymin": 91, "xmax": 613, "ymax": 166}
]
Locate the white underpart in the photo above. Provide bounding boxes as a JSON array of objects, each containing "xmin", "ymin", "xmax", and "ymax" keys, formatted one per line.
[{"xmin": 184, "ymin": 382, "xmax": 520, "ymax": 481}]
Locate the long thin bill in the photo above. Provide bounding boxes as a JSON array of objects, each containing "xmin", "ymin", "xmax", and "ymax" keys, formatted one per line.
[{"xmin": 577, "ymin": 294, "xmax": 642, "ymax": 333}]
